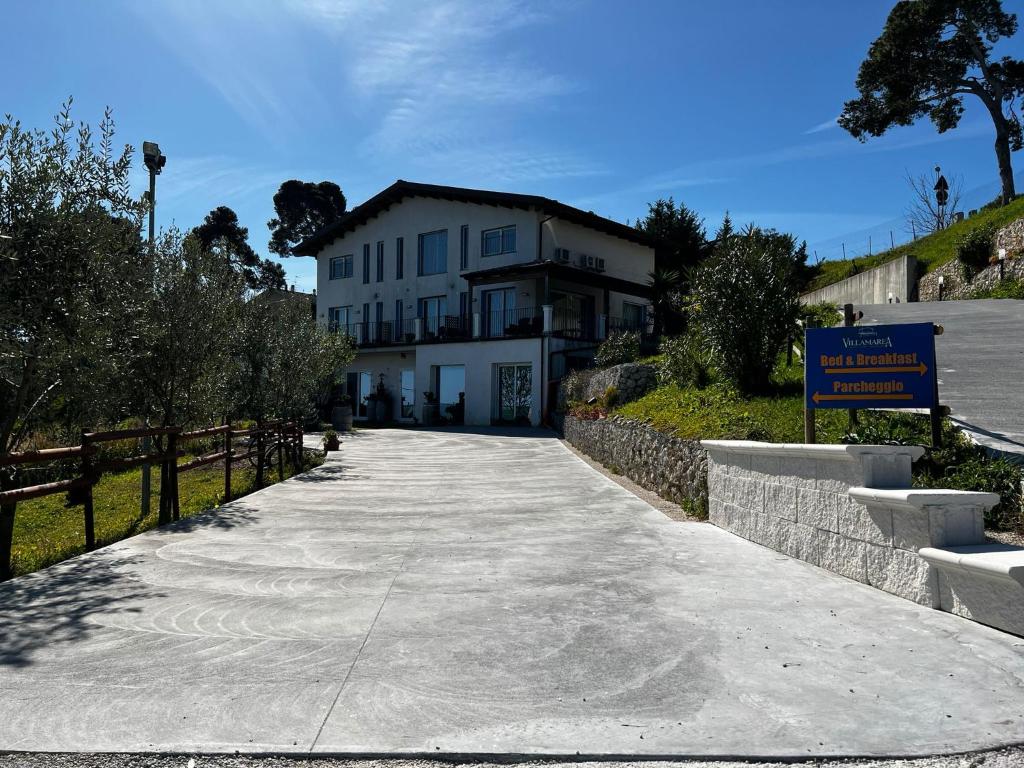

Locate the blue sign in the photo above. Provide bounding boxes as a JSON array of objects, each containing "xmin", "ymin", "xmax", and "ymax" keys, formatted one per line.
[{"xmin": 805, "ymin": 322, "xmax": 936, "ymax": 410}]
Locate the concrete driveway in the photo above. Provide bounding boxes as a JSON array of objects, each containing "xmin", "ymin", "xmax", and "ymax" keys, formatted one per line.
[
  {"xmin": 1, "ymin": 428, "xmax": 1023, "ymax": 759},
  {"xmin": 858, "ymin": 299, "xmax": 1024, "ymax": 456}
]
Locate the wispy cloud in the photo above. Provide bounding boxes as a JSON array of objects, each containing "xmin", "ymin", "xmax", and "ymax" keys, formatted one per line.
[
  {"xmin": 288, "ymin": 0, "xmax": 582, "ymax": 178},
  {"xmin": 804, "ymin": 116, "xmax": 839, "ymax": 135},
  {"xmin": 128, "ymin": 1, "xmax": 326, "ymax": 144}
]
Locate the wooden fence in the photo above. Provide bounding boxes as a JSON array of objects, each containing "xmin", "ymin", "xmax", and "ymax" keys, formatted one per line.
[{"xmin": 0, "ymin": 420, "xmax": 304, "ymax": 580}]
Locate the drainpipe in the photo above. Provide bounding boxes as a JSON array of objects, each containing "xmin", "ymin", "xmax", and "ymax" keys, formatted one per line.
[{"xmin": 537, "ymin": 213, "xmax": 555, "ymax": 426}]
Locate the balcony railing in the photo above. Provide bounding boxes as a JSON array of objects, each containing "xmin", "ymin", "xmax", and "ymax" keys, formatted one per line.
[
  {"xmin": 483, "ymin": 306, "xmax": 542, "ymax": 339},
  {"xmin": 551, "ymin": 307, "xmax": 596, "ymax": 341},
  {"xmin": 421, "ymin": 314, "xmax": 471, "ymax": 343},
  {"xmin": 607, "ymin": 315, "xmax": 651, "ymax": 337}
]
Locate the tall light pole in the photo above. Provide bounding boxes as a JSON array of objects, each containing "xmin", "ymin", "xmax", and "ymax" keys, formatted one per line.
[{"xmin": 141, "ymin": 141, "xmax": 166, "ymax": 520}]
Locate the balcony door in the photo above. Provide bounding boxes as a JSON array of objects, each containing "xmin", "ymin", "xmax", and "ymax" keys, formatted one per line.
[
  {"xmin": 419, "ymin": 295, "xmax": 447, "ymax": 338},
  {"xmin": 484, "ymin": 287, "xmax": 516, "ymax": 337},
  {"xmin": 400, "ymin": 369, "xmax": 415, "ymax": 419},
  {"xmin": 496, "ymin": 363, "xmax": 532, "ymax": 424}
]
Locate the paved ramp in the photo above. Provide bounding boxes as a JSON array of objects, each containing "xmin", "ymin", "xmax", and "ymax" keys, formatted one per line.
[
  {"xmin": 857, "ymin": 299, "xmax": 1024, "ymax": 456},
  {"xmin": 1, "ymin": 429, "xmax": 1023, "ymax": 758}
]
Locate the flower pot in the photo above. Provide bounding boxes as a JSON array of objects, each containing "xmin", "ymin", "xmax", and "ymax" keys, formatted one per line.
[
  {"xmin": 422, "ymin": 403, "xmax": 440, "ymax": 426},
  {"xmin": 331, "ymin": 405, "xmax": 353, "ymax": 432},
  {"xmin": 375, "ymin": 400, "xmax": 390, "ymax": 423},
  {"xmin": 323, "ymin": 435, "xmax": 340, "ymax": 451}
]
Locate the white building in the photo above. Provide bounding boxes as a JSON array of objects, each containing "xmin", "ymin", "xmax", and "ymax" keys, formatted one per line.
[{"xmin": 298, "ymin": 180, "xmax": 657, "ymax": 427}]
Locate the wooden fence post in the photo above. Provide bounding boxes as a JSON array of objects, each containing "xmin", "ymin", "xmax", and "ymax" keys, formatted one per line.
[
  {"xmin": 256, "ymin": 426, "xmax": 265, "ymax": 489},
  {"xmin": 168, "ymin": 430, "xmax": 180, "ymax": 521},
  {"xmin": 224, "ymin": 423, "xmax": 232, "ymax": 503},
  {"xmin": 277, "ymin": 423, "xmax": 285, "ymax": 482},
  {"xmin": 81, "ymin": 431, "xmax": 96, "ymax": 551},
  {"xmin": 0, "ymin": 476, "xmax": 15, "ymax": 581}
]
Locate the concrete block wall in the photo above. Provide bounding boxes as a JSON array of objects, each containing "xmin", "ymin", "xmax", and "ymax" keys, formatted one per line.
[
  {"xmin": 800, "ymin": 254, "xmax": 917, "ymax": 306},
  {"xmin": 702, "ymin": 441, "xmax": 1001, "ymax": 609}
]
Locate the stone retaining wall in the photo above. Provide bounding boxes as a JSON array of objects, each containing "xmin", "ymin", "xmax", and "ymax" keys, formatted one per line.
[
  {"xmin": 563, "ymin": 415, "xmax": 707, "ymax": 513},
  {"xmin": 918, "ymin": 256, "xmax": 1024, "ymax": 301}
]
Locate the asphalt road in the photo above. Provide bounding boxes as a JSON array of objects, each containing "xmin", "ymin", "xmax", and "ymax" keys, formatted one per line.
[
  {"xmin": 855, "ymin": 299, "xmax": 1024, "ymax": 456},
  {"xmin": 2, "ymin": 428, "xmax": 1023, "ymax": 758}
]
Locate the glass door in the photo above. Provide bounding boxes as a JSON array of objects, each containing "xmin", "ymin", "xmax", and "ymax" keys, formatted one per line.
[
  {"xmin": 484, "ymin": 287, "xmax": 516, "ymax": 337},
  {"xmin": 437, "ymin": 365, "xmax": 465, "ymax": 424},
  {"xmin": 497, "ymin": 364, "xmax": 532, "ymax": 424},
  {"xmin": 400, "ymin": 369, "xmax": 415, "ymax": 419},
  {"xmin": 356, "ymin": 371, "xmax": 372, "ymax": 418},
  {"xmin": 419, "ymin": 295, "xmax": 447, "ymax": 338}
]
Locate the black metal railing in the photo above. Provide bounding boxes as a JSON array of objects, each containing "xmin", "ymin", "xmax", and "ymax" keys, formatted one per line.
[
  {"xmin": 607, "ymin": 315, "xmax": 650, "ymax": 336},
  {"xmin": 551, "ymin": 308, "xmax": 595, "ymax": 340},
  {"xmin": 483, "ymin": 306, "xmax": 542, "ymax": 338},
  {"xmin": 421, "ymin": 314, "xmax": 471, "ymax": 342},
  {"xmin": 359, "ymin": 321, "xmax": 395, "ymax": 346}
]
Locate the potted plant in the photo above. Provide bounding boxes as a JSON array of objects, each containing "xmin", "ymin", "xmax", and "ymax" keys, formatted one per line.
[
  {"xmin": 372, "ymin": 380, "xmax": 393, "ymax": 423},
  {"xmin": 330, "ymin": 393, "xmax": 353, "ymax": 432},
  {"xmin": 422, "ymin": 390, "xmax": 440, "ymax": 426},
  {"xmin": 322, "ymin": 429, "xmax": 340, "ymax": 451}
]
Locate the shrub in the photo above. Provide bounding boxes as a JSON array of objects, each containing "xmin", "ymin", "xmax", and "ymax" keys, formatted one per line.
[
  {"xmin": 595, "ymin": 331, "xmax": 641, "ymax": 367},
  {"xmin": 970, "ymin": 278, "xmax": 1024, "ymax": 300},
  {"xmin": 692, "ymin": 226, "xmax": 802, "ymax": 394},
  {"xmin": 801, "ymin": 301, "xmax": 841, "ymax": 329},
  {"xmin": 657, "ymin": 331, "xmax": 713, "ymax": 388},
  {"xmin": 559, "ymin": 368, "xmax": 593, "ymax": 409},
  {"xmin": 603, "ymin": 385, "xmax": 620, "ymax": 408},
  {"xmin": 955, "ymin": 224, "xmax": 995, "ymax": 275}
]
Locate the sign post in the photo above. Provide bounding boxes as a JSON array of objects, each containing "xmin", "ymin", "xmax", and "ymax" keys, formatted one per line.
[{"xmin": 805, "ymin": 322, "xmax": 939, "ymax": 445}]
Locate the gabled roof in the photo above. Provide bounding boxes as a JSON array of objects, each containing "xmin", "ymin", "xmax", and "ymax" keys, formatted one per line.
[{"xmin": 294, "ymin": 179, "xmax": 658, "ymax": 256}]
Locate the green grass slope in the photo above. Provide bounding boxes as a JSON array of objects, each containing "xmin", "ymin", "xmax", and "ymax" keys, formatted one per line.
[{"xmin": 808, "ymin": 196, "xmax": 1024, "ymax": 292}]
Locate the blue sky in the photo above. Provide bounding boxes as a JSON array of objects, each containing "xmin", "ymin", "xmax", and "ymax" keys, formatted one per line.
[{"xmin": 5, "ymin": 0, "xmax": 1024, "ymax": 291}]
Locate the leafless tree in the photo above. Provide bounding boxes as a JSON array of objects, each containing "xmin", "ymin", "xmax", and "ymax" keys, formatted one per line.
[{"xmin": 905, "ymin": 170, "xmax": 963, "ymax": 237}]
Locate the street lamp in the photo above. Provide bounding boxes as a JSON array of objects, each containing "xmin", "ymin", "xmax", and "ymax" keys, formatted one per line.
[
  {"xmin": 142, "ymin": 141, "xmax": 166, "ymax": 252},
  {"xmin": 998, "ymin": 248, "xmax": 1007, "ymax": 281},
  {"xmin": 141, "ymin": 141, "xmax": 166, "ymax": 522},
  {"xmin": 938, "ymin": 274, "xmax": 945, "ymax": 301}
]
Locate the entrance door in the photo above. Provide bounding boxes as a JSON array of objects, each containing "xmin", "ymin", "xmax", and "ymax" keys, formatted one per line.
[
  {"xmin": 437, "ymin": 365, "xmax": 465, "ymax": 424},
  {"xmin": 484, "ymin": 287, "xmax": 516, "ymax": 337},
  {"xmin": 496, "ymin": 364, "xmax": 532, "ymax": 424},
  {"xmin": 400, "ymin": 369, "xmax": 415, "ymax": 419},
  {"xmin": 355, "ymin": 371, "xmax": 372, "ymax": 418}
]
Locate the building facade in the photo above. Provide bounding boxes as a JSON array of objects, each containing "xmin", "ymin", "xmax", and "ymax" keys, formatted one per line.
[{"xmin": 299, "ymin": 180, "xmax": 656, "ymax": 427}]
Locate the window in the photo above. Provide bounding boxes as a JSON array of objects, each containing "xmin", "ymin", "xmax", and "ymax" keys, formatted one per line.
[
  {"xmin": 376, "ymin": 241, "xmax": 384, "ymax": 282},
  {"xmin": 459, "ymin": 290, "xmax": 468, "ymax": 319},
  {"xmin": 396, "ymin": 237, "xmax": 404, "ymax": 279},
  {"xmin": 329, "ymin": 255, "xmax": 353, "ymax": 280},
  {"xmin": 482, "ymin": 225, "xmax": 516, "ymax": 257},
  {"xmin": 418, "ymin": 229, "xmax": 447, "ymax": 275},
  {"xmin": 623, "ymin": 302, "xmax": 647, "ymax": 331},
  {"xmin": 362, "ymin": 302, "xmax": 370, "ymax": 334},
  {"xmin": 400, "ymin": 369, "xmax": 415, "ymax": 419},
  {"xmin": 327, "ymin": 305, "xmax": 351, "ymax": 333},
  {"xmin": 395, "ymin": 299, "xmax": 403, "ymax": 339},
  {"xmin": 460, "ymin": 225, "xmax": 469, "ymax": 270},
  {"xmin": 362, "ymin": 243, "xmax": 370, "ymax": 284}
]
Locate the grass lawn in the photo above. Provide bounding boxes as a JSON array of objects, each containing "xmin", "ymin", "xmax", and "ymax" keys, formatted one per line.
[
  {"xmin": 808, "ymin": 196, "xmax": 1024, "ymax": 291},
  {"xmin": 10, "ymin": 453, "xmax": 322, "ymax": 578}
]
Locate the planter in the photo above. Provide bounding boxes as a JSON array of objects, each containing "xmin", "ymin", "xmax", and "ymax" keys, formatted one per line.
[
  {"xmin": 375, "ymin": 400, "xmax": 390, "ymax": 423},
  {"xmin": 323, "ymin": 434, "xmax": 340, "ymax": 451},
  {"xmin": 366, "ymin": 399, "xmax": 379, "ymax": 424},
  {"xmin": 422, "ymin": 403, "xmax": 440, "ymax": 426},
  {"xmin": 331, "ymin": 405, "xmax": 353, "ymax": 432}
]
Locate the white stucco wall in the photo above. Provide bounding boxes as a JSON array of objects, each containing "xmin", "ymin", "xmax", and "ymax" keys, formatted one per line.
[
  {"xmin": 314, "ymin": 195, "xmax": 656, "ymax": 328},
  {"xmin": 416, "ymin": 339, "xmax": 544, "ymax": 426},
  {"xmin": 316, "ymin": 197, "xmax": 541, "ymax": 328},
  {"xmin": 543, "ymin": 218, "xmax": 654, "ymax": 285}
]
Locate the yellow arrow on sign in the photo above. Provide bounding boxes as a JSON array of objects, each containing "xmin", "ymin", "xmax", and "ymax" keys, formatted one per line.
[
  {"xmin": 812, "ymin": 392, "xmax": 915, "ymax": 404},
  {"xmin": 824, "ymin": 362, "xmax": 928, "ymax": 376}
]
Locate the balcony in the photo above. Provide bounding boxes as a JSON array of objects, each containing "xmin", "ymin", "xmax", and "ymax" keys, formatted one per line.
[{"xmin": 329, "ymin": 305, "xmax": 629, "ymax": 348}]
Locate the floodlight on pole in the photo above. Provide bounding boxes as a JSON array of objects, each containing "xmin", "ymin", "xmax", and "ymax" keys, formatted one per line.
[{"xmin": 141, "ymin": 140, "xmax": 166, "ymax": 524}]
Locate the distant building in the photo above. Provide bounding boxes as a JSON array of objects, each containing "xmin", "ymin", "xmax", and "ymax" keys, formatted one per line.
[
  {"xmin": 253, "ymin": 286, "xmax": 316, "ymax": 319},
  {"xmin": 297, "ymin": 180, "xmax": 655, "ymax": 426}
]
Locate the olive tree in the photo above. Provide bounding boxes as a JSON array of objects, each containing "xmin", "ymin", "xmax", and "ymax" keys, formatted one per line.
[
  {"xmin": 0, "ymin": 101, "xmax": 146, "ymax": 578},
  {"xmin": 232, "ymin": 296, "xmax": 355, "ymax": 425},
  {"xmin": 692, "ymin": 224, "xmax": 803, "ymax": 394},
  {"xmin": 127, "ymin": 229, "xmax": 247, "ymax": 429}
]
